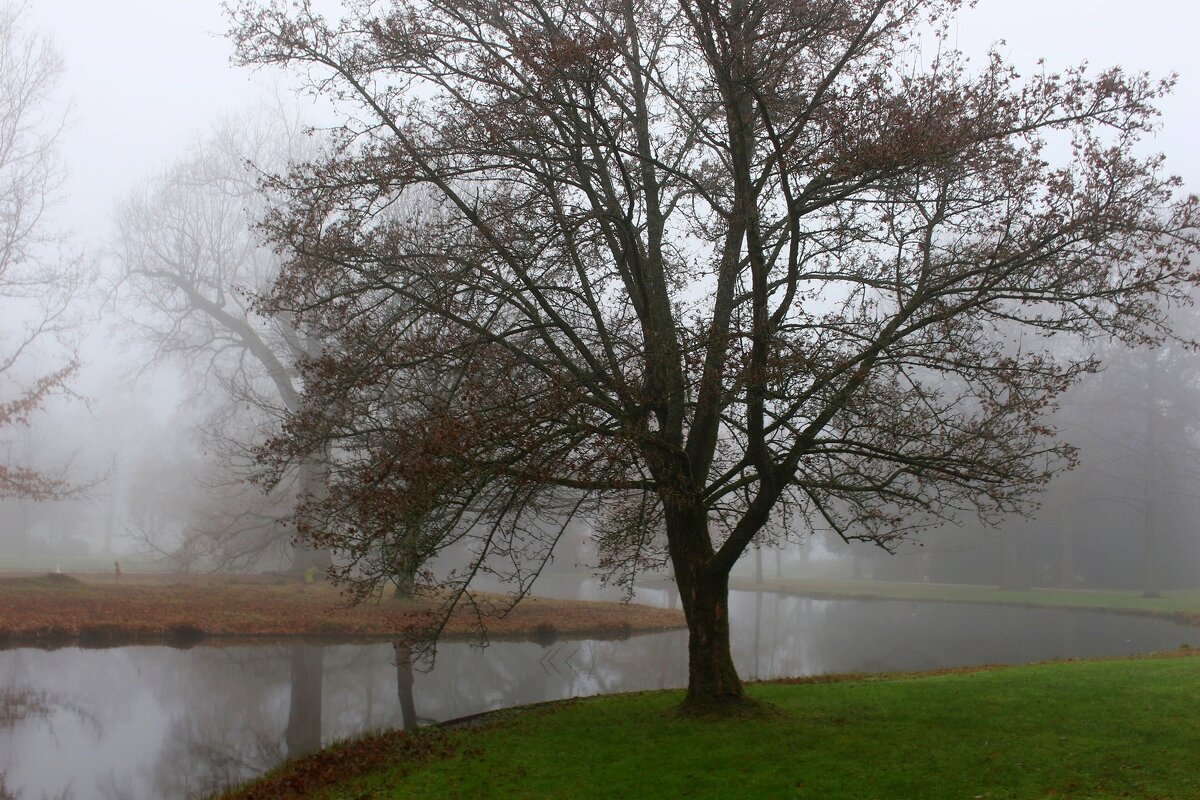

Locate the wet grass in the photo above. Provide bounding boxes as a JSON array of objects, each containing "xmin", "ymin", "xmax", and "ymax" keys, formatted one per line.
[
  {"xmin": 728, "ymin": 577, "xmax": 1200, "ymax": 624},
  {"xmin": 220, "ymin": 652, "xmax": 1200, "ymax": 800},
  {"xmin": 0, "ymin": 572, "xmax": 684, "ymax": 647}
]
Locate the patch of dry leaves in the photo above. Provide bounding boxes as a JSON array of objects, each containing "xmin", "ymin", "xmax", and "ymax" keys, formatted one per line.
[{"xmin": 220, "ymin": 727, "xmax": 458, "ymax": 800}]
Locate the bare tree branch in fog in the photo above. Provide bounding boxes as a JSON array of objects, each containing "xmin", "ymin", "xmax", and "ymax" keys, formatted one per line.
[
  {"xmin": 112, "ymin": 107, "xmax": 331, "ymax": 574},
  {"xmin": 0, "ymin": 3, "xmax": 83, "ymax": 501},
  {"xmin": 231, "ymin": 0, "xmax": 1199, "ymax": 709}
]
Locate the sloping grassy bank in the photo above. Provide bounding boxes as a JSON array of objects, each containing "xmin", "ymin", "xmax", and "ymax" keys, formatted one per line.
[
  {"xmin": 729, "ymin": 577, "xmax": 1200, "ymax": 625},
  {"xmin": 222, "ymin": 652, "xmax": 1200, "ymax": 800}
]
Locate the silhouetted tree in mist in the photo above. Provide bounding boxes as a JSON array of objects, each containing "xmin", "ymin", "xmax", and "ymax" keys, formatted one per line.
[{"xmin": 113, "ymin": 109, "xmax": 332, "ymax": 574}]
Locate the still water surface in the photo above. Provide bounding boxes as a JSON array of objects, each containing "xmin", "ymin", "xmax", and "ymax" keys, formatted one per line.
[{"xmin": 2, "ymin": 589, "xmax": 1196, "ymax": 799}]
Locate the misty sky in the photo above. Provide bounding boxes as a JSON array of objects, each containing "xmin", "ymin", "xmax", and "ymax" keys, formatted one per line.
[{"xmin": 22, "ymin": 0, "xmax": 1200, "ymax": 248}]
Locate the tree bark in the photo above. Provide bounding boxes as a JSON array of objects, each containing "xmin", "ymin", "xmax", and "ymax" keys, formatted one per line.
[
  {"xmin": 680, "ymin": 572, "xmax": 742, "ymax": 708},
  {"xmin": 668, "ymin": 512, "xmax": 744, "ymax": 709}
]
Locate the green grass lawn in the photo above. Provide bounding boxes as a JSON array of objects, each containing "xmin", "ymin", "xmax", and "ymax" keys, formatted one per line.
[
  {"xmin": 224, "ymin": 654, "xmax": 1200, "ymax": 800},
  {"xmin": 727, "ymin": 576, "xmax": 1200, "ymax": 623},
  {"xmin": 0, "ymin": 554, "xmax": 166, "ymax": 574}
]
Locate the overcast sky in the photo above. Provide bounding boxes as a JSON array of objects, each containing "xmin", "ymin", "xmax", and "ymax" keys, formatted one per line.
[{"xmin": 24, "ymin": 0, "xmax": 1200, "ymax": 248}]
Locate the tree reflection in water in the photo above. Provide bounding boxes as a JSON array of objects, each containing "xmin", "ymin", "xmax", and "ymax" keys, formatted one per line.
[
  {"xmin": 286, "ymin": 646, "xmax": 323, "ymax": 758},
  {"xmin": 393, "ymin": 642, "xmax": 418, "ymax": 732},
  {"xmin": 0, "ymin": 684, "xmax": 98, "ymax": 800}
]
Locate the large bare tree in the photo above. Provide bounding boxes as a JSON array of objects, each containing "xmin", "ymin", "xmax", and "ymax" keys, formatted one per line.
[
  {"xmin": 113, "ymin": 110, "xmax": 330, "ymax": 573},
  {"xmin": 230, "ymin": 0, "xmax": 1199, "ymax": 709},
  {"xmin": 0, "ymin": 2, "xmax": 79, "ymax": 501}
]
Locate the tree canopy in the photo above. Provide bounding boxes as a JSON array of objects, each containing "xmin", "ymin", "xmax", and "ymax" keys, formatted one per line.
[{"xmin": 229, "ymin": 0, "xmax": 1198, "ymax": 708}]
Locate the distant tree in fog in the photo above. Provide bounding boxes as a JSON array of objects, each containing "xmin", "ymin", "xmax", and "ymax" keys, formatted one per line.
[
  {"xmin": 232, "ymin": 0, "xmax": 1198, "ymax": 709},
  {"xmin": 0, "ymin": 3, "xmax": 81, "ymax": 501},
  {"xmin": 863, "ymin": 320, "xmax": 1200, "ymax": 595},
  {"xmin": 1056, "ymin": 326, "xmax": 1200, "ymax": 596},
  {"xmin": 112, "ymin": 109, "xmax": 330, "ymax": 574}
]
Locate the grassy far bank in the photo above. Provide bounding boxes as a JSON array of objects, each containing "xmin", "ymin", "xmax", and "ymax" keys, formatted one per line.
[
  {"xmin": 222, "ymin": 652, "xmax": 1200, "ymax": 800},
  {"xmin": 0, "ymin": 572, "xmax": 684, "ymax": 647},
  {"xmin": 728, "ymin": 576, "xmax": 1200, "ymax": 624}
]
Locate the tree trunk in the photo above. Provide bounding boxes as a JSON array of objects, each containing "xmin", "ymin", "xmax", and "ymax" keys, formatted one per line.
[
  {"xmin": 682, "ymin": 575, "xmax": 743, "ymax": 708},
  {"xmin": 999, "ymin": 529, "xmax": 1029, "ymax": 591},
  {"xmin": 289, "ymin": 542, "xmax": 332, "ymax": 576},
  {"xmin": 16, "ymin": 500, "xmax": 29, "ymax": 561},
  {"xmin": 752, "ymin": 588, "xmax": 762, "ymax": 680},
  {"xmin": 1142, "ymin": 364, "xmax": 1162, "ymax": 598},
  {"xmin": 391, "ymin": 525, "xmax": 422, "ymax": 598},
  {"xmin": 1059, "ymin": 510, "xmax": 1075, "ymax": 589},
  {"xmin": 288, "ymin": 449, "xmax": 334, "ymax": 576},
  {"xmin": 392, "ymin": 567, "xmax": 417, "ymax": 599},
  {"xmin": 669, "ymin": 525, "xmax": 744, "ymax": 709}
]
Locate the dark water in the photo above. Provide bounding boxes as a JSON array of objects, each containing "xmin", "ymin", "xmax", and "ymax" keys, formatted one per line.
[{"xmin": 2, "ymin": 590, "xmax": 1197, "ymax": 799}]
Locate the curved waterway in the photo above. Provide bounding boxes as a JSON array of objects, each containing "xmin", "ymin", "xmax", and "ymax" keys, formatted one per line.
[{"xmin": 2, "ymin": 589, "xmax": 1197, "ymax": 799}]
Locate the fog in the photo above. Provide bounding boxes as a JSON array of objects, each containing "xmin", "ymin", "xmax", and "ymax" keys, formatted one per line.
[
  {"xmin": 3, "ymin": 3, "xmax": 1200, "ymax": 798},
  {"xmin": 0, "ymin": 0, "xmax": 1194, "ymax": 589}
]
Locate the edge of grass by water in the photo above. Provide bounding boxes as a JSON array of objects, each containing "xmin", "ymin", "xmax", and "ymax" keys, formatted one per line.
[
  {"xmin": 727, "ymin": 576, "xmax": 1200, "ymax": 624},
  {"xmin": 219, "ymin": 651, "xmax": 1200, "ymax": 800}
]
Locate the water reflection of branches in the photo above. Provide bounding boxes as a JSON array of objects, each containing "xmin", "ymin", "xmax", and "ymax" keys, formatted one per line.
[
  {"xmin": 137, "ymin": 648, "xmax": 290, "ymax": 799},
  {"xmin": 0, "ymin": 688, "xmax": 100, "ymax": 737},
  {"xmin": 0, "ymin": 690, "xmax": 53, "ymax": 729},
  {"xmin": 0, "ymin": 773, "xmax": 71, "ymax": 800},
  {"xmin": 153, "ymin": 715, "xmax": 284, "ymax": 800}
]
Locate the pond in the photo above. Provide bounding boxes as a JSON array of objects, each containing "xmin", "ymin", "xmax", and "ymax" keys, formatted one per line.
[{"xmin": 1, "ymin": 590, "xmax": 1196, "ymax": 799}]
